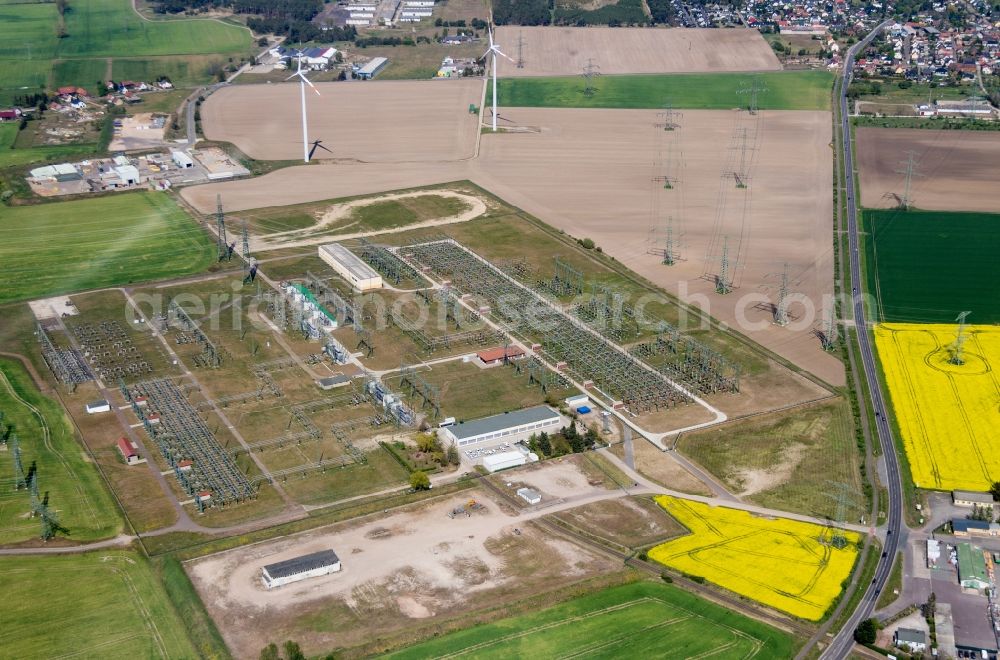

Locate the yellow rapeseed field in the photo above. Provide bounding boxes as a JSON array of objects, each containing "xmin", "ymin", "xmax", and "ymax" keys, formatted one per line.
[
  {"xmin": 874, "ymin": 324, "xmax": 1000, "ymax": 491},
  {"xmin": 649, "ymin": 496, "xmax": 860, "ymax": 621}
]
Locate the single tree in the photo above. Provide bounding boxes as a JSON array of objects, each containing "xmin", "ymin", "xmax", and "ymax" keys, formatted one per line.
[
  {"xmin": 410, "ymin": 470, "xmax": 431, "ymax": 490},
  {"xmin": 260, "ymin": 643, "xmax": 279, "ymax": 660},
  {"xmin": 283, "ymin": 640, "xmax": 305, "ymax": 660},
  {"xmin": 538, "ymin": 431, "xmax": 552, "ymax": 456},
  {"xmin": 989, "ymin": 481, "xmax": 1000, "ymax": 502},
  {"xmin": 853, "ymin": 618, "xmax": 878, "ymax": 644}
]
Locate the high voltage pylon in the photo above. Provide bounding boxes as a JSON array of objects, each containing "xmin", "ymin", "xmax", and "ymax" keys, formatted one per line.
[
  {"xmin": 581, "ymin": 58, "xmax": 600, "ymax": 97},
  {"xmin": 894, "ymin": 151, "xmax": 923, "ymax": 209},
  {"xmin": 716, "ymin": 236, "xmax": 732, "ymax": 294},
  {"xmin": 11, "ymin": 433, "xmax": 27, "ymax": 490},
  {"xmin": 516, "ymin": 31, "xmax": 525, "ymax": 68},
  {"xmin": 821, "ymin": 299, "xmax": 837, "ymax": 351},
  {"xmin": 730, "ymin": 126, "xmax": 756, "ymax": 188},
  {"xmin": 215, "ymin": 194, "xmax": 229, "ymax": 262},
  {"xmin": 738, "ymin": 76, "xmax": 768, "ymax": 115},
  {"xmin": 948, "ymin": 311, "xmax": 972, "ymax": 365},
  {"xmin": 655, "ymin": 102, "xmax": 681, "ymax": 131},
  {"xmin": 774, "ymin": 262, "xmax": 790, "ymax": 326},
  {"xmin": 823, "ymin": 481, "xmax": 861, "ymax": 548}
]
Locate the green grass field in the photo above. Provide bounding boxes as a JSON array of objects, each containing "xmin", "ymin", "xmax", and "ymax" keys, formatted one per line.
[
  {"xmin": 862, "ymin": 209, "xmax": 1000, "ymax": 323},
  {"xmin": 490, "ymin": 70, "xmax": 832, "ymax": 111},
  {"xmin": 386, "ymin": 581, "xmax": 798, "ymax": 658},
  {"xmin": 0, "ymin": 191, "xmax": 216, "ymax": 303},
  {"xmin": 0, "ymin": 551, "xmax": 199, "ymax": 658},
  {"xmin": 0, "ymin": 0, "xmax": 250, "ymax": 104},
  {"xmin": 0, "ymin": 357, "xmax": 122, "ymax": 544},
  {"xmin": 0, "ymin": 122, "xmax": 98, "ymax": 168}
]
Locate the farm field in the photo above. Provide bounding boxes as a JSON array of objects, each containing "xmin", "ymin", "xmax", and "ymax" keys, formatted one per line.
[
  {"xmin": 0, "ymin": 122, "xmax": 98, "ymax": 168},
  {"xmin": 856, "ymin": 127, "xmax": 1000, "ymax": 212},
  {"xmin": 0, "ymin": 191, "xmax": 215, "ymax": 304},
  {"xmin": 0, "ymin": 357, "xmax": 122, "ymax": 545},
  {"xmin": 874, "ymin": 323, "xmax": 1000, "ymax": 491},
  {"xmin": 182, "ymin": 107, "xmax": 842, "ymax": 385},
  {"xmin": 494, "ymin": 26, "xmax": 781, "ymax": 76},
  {"xmin": 386, "ymin": 581, "xmax": 798, "ymax": 658},
  {"xmin": 491, "ymin": 70, "xmax": 833, "ymax": 111},
  {"xmin": 0, "ymin": 551, "xmax": 198, "ymax": 658},
  {"xmin": 679, "ymin": 400, "xmax": 862, "ymax": 520},
  {"xmin": 649, "ymin": 496, "xmax": 861, "ymax": 621},
  {"xmin": 200, "ymin": 79, "xmax": 481, "ymax": 162},
  {"xmin": 0, "ymin": 0, "xmax": 250, "ymax": 103},
  {"xmin": 862, "ymin": 209, "xmax": 1000, "ymax": 323}
]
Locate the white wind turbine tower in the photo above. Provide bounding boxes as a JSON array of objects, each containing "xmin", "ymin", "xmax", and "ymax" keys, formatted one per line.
[
  {"xmin": 287, "ymin": 57, "xmax": 321, "ymax": 163},
  {"xmin": 483, "ymin": 25, "xmax": 514, "ymax": 132}
]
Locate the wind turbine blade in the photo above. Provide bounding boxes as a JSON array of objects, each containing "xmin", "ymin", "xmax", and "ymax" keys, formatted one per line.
[
  {"xmin": 488, "ymin": 26, "xmax": 494, "ymax": 47},
  {"xmin": 315, "ymin": 142, "xmax": 333, "ymax": 153},
  {"xmin": 285, "ymin": 72, "xmax": 299, "ymax": 81},
  {"xmin": 481, "ymin": 46, "xmax": 493, "ymax": 60},
  {"xmin": 300, "ymin": 74, "xmax": 321, "ymax": 96},
  {"xmin": 495, "ymin": 48, "xmax": 515, "ymax": 63}
]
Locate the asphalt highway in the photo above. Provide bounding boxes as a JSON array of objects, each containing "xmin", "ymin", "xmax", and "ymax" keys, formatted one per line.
[{"xmin": 822, "ymin": 19, "xmax": 902, "ymax": 659}]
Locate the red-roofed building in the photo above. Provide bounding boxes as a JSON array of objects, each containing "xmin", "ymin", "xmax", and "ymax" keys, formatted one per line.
[
  {"xmin": 177, "ymin": 460, "xmax": 193, "ymax": 472},
  {"xmin": 0, "ymin": 108, "xmax": 22, "ymax": 122},
  {"xmin": 117, "ymin": 437, "xmax": 140, "ymax": 465},
  {"xmin": 477, "ymin": 345, "xmax": 526, "ymax": 365}
]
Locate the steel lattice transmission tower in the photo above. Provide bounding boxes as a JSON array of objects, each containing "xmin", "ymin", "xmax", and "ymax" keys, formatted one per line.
[
  {"xmin": 738, "ymin": 77, "xmax": 768, "ymax": 115},
  {"xmin": 11, "ymin": 433, "xmax": 27, "ymax": 490},
  {"xmin": 581, "ymin": 58, "xmax": 600, "ymax": 97},
  {"xmin": 215, "ymin": 194, "xmax": 229, "ymax": 262},
  {"xmin": 716, "ymin": 236, "xmax": 732, "ymax": 294},
  {"xmin": 655, "ymin": 102, "xmax": 681, "ymax": 131},
  {"xmin": 821, "ymin": 299, "xmax": 837, "ymax": 351},
  {"xmin": 774, "ymin": 262, "xmax": 790, "ymax": 326},
  {"xmin": 948, "ymin": 311, "xmax": 972, "ymax": 365},
  {"xmin": 895, "ymin": 151, "xmax": 923, "ymax": 209},
  {"xmin": 823, "ymin": 481, "xmax": 861, "ymax": 549},
  {"xmin": 516, "ymin": 31, "xmax": 525, "ymax": 69},
  {"xmin": 662, "ymin": 217, "xmax": 680, "ymax": 265}
]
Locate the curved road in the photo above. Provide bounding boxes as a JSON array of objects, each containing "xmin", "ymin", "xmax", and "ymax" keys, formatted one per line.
[{"xmin": 823, "ymin": 19, "xmax": 901, "ymax": 659}]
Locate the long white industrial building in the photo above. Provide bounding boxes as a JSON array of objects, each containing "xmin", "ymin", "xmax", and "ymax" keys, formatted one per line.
[
  {"xmin": 261, "ymin": 549, "xmax": 341, "ymax": 589},
  {"xmin": 318, "ymin": 243, "xmax": 383, "ymax": 291},
  {"xmin": 442, "ymin": 406, "xmax": 562, "ymax": 447}
]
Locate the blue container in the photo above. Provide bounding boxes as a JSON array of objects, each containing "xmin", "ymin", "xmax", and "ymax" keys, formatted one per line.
[{"xmin": 576, "ymin": 406, "xmax": 591, "ymax": 414}]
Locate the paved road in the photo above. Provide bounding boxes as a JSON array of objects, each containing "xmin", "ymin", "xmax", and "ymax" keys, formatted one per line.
[{"xmin": 822, "ymin": 19, "xmax": 901, "ymax": 660}]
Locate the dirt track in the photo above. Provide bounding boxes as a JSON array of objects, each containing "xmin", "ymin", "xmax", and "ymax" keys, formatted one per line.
[
  {"xmin": 494, "ymin": 26, "xmax": 781, "ymax": 76},
  {"xmin": 856, "ymin": 127, "xmax": 1000, "ymax": 212},
  {"xmin": 182, "ymin": 108, "xmax": 841, "ymax": 385},
  {"xmin": 201, "ymin": 79, "xmax": 482, "ymax": 162}
]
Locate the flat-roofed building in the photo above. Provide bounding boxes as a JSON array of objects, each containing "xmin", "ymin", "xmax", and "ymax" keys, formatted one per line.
[
  {"xmin": 318, "ymin": 243, "xmax": 383, "ymax": 291},
  {"xmin": 262, "ymin": 549, "xmax": 341, "ymax": 589},
  {"xmin": 953, "ymin": 490, "xmax": 994, "ymax": 507},
  {"xmin": 957, "ymin": 543, "xmax": 990, "ymax": 589},
  {"xmin": 442, "ymin": 406, "xmax": 561, "ymax": 447}
]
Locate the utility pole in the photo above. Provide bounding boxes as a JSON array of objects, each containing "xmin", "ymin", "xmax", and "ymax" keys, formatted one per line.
[
  {"xmin": 216, "ymin": 194, "xmax": 228, "ymax": 262},
  {"xmin": 581, "ymin": 58, "xmax": 600, "ymax": 97}
]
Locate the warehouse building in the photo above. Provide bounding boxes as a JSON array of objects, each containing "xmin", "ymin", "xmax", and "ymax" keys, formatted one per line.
[
  {"xmin": 957, "ymin": 543, "xmax": 990, "ymax": 589},
  {"xmin": 318, "ymin": 243, "xmax": 383, "ymax": 291},
  {"xmin": 85, "ymin": 399, "xmax": 111, "ymax": 414},
  {"xmin": 442, "ymin": 406, "xmax": 561, "ymax": 448},
  {"xmin": 517, "ymin": 487, "xmax": 541, "ymax": 505},
  {"xmin": 477, "ymin": 345, "xmax": 525, "ymax": 365},
  {"xmin": 953, "ymin": 490, "xmax": 994, "ymax": 507},
  {"xmin": 483, "ymin": 451, "xmax": 526, "ymax": 472},
  {"xmin": 356, "ymin": 57, "xmax": 388, "ymax": 79},
  {"xmin": 261, "ymin": 549, "xmax": 341, "ymax": 589}
]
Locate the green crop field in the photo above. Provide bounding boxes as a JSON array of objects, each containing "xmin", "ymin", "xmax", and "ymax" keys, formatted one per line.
[
  {"xmin": 0, "ymin": 357, "xmax": 122, "ymax": 544},
  {"xmin": 0, "ymin": 122, "xmax": 98, "ymax": 168},
  {"xmin": 386, "ymin": 581, "xmax": 798, "ymax": 658},
  {"xmin": 490, "ymin": 70, "xmax": 832, "ymax": 111},
  {"xmin": 0, "ymin": 0, "xmax": 250, "ymax": 104},
  {"xmin": 862, "ymin": 209, "xmax": 1000, "ymax": 323},
  {"xmin": 0, "ymin": 191, "xmax": 216, "ymax": 303},
  {"xmin": 0, "ymin": 551, "xmax": 199, "ymax": 658}
]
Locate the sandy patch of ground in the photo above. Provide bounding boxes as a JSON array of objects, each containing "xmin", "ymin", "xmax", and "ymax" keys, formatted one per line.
[
  {"xmin": 181, "ymin": 108, "xmax": 841, "ymax": 386},
  {"xmin": 109, "ymin": 112, "xmax": 167, "ymax": 151},
  {"xmin": 494, "ymin": 27, "xmax": 780, "ymax": 76},
  {"xmin": 552, "ymin": 496, "xmax": 687, "ymax": 548},
  {"xmin": 500, "ymin": 455, "xmax": 605, "ymax": 501},
  {"xmin": 705, "ymin": 360, "xmax": 833, "ymax": 419},
  {"xmin": 735, "ymin": 443, "xmax": 807, "ymax": 496},
  {"xmin": 856, "ymin": 127, "xmax": 1000, "ymax": 212},
  {"xmin": 201, "ymin": 79, "xmax": 482, "ymax": 162},
  {"xmin": 624, "ymin": 438, "xmax": 712, "ymax": 495},
  {"xmin": 187, "ymin": 488, "xmax": 615, "ymax": 657},
  {"xmin": 253, "ymin": 189, "xmax": 487, "ymax": 251}
]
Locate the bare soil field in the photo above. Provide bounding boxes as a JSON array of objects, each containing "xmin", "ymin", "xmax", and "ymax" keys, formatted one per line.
[
  {"xmin": 856, "ymin": 127, "xmax": 1000, "ymax": 212},
  {"xmin": 494, "ymin": 27, "xmax": 781, "ymax": 77},
  {"xmin": 201, "ymin": 79, "xmax": 482, "ymax": 162},
  {"xmin": 551, "ymin": 496, "xmax": 688, "ymax": 549},
  {"xmin": 182, "ymin": 108, "xmax": 841, "ymax": 385},
  {"xmin": 187, "ymin": 487, "xmax": 617, "ymax": 657}
]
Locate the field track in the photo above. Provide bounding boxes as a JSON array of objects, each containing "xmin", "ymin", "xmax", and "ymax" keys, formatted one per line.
[{"xmin": 494, "ymin": 27, "xmax": 780, "ymax": 76}]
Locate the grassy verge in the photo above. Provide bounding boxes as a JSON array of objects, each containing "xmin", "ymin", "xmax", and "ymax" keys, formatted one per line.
[
  {"xmin": 154, "ymin": 555, "xmax": 231, "ymax": 659},
  {"xmin": 875, "ymin": 551, "xmax": 904, "ymax": 611},
  {"xmin": 829, "ymin": 536, "xmax": 881, "ymax": 635}
]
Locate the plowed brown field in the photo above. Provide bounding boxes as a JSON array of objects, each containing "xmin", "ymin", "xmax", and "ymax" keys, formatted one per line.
[
  {"xmin": 494, "ymin": 26, "xmax": 781, "ymax": 77},
  {"xmin": 856, "ymin": 127, "xmax": 1000, "ymax": 212}
]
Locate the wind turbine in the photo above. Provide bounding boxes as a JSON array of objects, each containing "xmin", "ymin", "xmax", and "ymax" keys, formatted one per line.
[
  {"xmin": 483, "ymin": 25, "xmax": 514, "ymax": 132},
  {"xmin": 287, "ymin": 57, "xmax": 321, "ymax": 163}
]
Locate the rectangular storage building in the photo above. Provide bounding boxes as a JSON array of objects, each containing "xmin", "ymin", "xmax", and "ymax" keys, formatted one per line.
[
  {"xmin": 483, "ymin": 451, "xmax": 526, "ymax": 473},
  {"xmin": 318, "ymin": 243, "xmax": 383, "ymax": 291},
  {"xmin": 957, "ymin": 543, "xmax": 990, "ymax": 589},
  {"xmin": 261, "ymin": 549, "xmax": 341, "ymax": 589},
  {"xmin": 442, "ymin": 406, "xmax": 561, "ymax": 447},
  {"xmin": 953, "ymin": 490, "xmax": 994, "ymax": 507}
]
